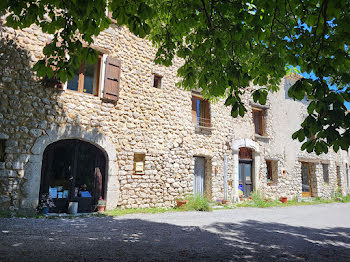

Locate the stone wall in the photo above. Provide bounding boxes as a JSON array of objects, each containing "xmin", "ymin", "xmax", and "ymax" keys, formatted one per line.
[{"xmin": 0, "ymin": 20, "xmax": 349, "ymax": 214}]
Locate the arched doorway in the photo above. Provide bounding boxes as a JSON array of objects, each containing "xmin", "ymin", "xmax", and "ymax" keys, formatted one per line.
[
  {"xmin": 239, "ymin": 148, "xmax": 253, "ymax": 197},
  {"xmin": 39, "ymin": 139, "xmax": 106, "ymax": 213},
  {"xmin": 231, "ymin": 139, "xmax": 261, "ymax": 201}
]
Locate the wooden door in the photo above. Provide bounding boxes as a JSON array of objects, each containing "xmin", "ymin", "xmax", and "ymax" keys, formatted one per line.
[
  {"xmin": 194, "ymin": 157, "xmax": 205, "ymax": 195},
  {"xmin": 239, "ymin": 161, "xmax": 253, "ymax": 197},
  {"xmin": 301, "ymin": 163, "xmax": 311, "ymax": 197}
]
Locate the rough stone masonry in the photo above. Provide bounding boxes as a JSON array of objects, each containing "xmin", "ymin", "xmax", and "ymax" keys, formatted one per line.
[{"xmin": 0, "ymin": 18, "xmax": 349, "ymax": 214}]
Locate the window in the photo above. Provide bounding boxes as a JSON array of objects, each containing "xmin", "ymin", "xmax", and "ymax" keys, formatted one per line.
[
  {"xmin": 0, "ymin": 139, "xmax": 5, "ymax": 162},
  {"xmin": 322, "ymin": 164, "xmax": 329, "ymax": 184},
  {"xmin": 67, "ymin": 56, "xmax": 102, "ymax": 96},
  {"xmin": 134, "ymin": 153, "xmax": 145, "ymax": 174},
  {"xmin": 266, "ymin": 160, "xmax": 278, "ymax": 183},
  {"xmin": 153, "ymin": 74, "xmax": 162, "ymax": 89},
  {"xmin": 191, "ymin": 93, "xmax": 211, "ymax": 127},
  {"xmin": 252, "ymin": 108, "xmax": 266, "ymax": 136}
]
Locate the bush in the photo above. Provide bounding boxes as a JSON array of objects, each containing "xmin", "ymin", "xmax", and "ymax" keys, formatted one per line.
[
  {"xmin": 248, "ymin": 191, "xmax": 283, "ymax": 208},
  {"xmin": 249, "ymin": 191, "xmax": 267, "ymax": 207},
  {"xmin": 341, "ymin": 195, "xmax": 350, "ymax": 203},
  {"xmin": 185, "ymin": 194, "xmax": 212, "ymax": 211}
]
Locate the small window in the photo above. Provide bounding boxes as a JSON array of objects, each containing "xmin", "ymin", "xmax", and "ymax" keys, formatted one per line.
[
  {"xmin": 252, "ymin": 109, "xmax": 266, "ymax": 136},
  {"xmin": 266, "ymin": 160, "xmax": 278, "ymax": 183},
  {"xmin": 191, "ymin": 93, "xmax": 211, "ymax": 127},
  {"xmin": 134, "ymin": 153, "xmax": 145, "ymax": 174},
  {"xmin": 153, "ymin": 74, "xmax": 162, "ymax": 89},
  {"xmin": 67, "ymin": 55, "xmax": 102, "ymax": 96},
  {"xmin": 322, "ymin": 164, "xmax": 329, "ymax": 184},
  {"xmin": 0, "ymin": 139, "xmax": 5, "ymax": 162}
]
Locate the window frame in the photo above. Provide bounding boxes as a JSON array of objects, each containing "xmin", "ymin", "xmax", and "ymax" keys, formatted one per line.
[
  {"xmin": 64, "ymin": 54, "xmax": 104, "ymax": 97},
  {"xmin": 152, "ymin": 74, "xmax": 162, "ymax": 89},
  {"xmin": 134, "ymin": 153, "xmax": 146, "ymax": 175},
  {"xmin": 252, "ymin": 108, "xmax": 264, "ymax": 136},
  {"xmin": 191, "ymin": 92, "xmax": 211, "ymax": 128},
  {"xmin": 266, "ymin": 159, "xmax": 278, "ymax": 184}
]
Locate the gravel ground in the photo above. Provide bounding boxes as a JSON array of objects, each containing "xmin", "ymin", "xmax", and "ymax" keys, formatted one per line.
[{"xmin": 0, "ymin": 203, "xmax": 349, "ymax": 262}]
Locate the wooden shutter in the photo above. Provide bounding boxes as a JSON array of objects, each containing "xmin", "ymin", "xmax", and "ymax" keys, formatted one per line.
[
  {"xmin": 252, "ymin": 110, "xmax": 259, "ymax": 134},
  {"xmin": 103, "ymin": 56, "xmax": 121, "ymax": 102},
  {"xmin": 192, "ymin": 96, "xmax": 198, "ymax": 125},
  {"xmin": 261, "ymin": 110, "xmax": 267, "ymax": 136},
  {"xmin": 203, "ymin": 100, "xmax": 211, "ymax": 127}
]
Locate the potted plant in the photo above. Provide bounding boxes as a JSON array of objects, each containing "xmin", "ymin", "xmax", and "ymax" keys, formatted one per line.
[
  {"xmin": 280, "ymin": 196, "xmax": 288, "ymax": 203},
  {"xmin": 221, "ymin": 199, "xmax": 229, "ymax": 205},
  {"xmin": 38, "ymin": 193, "xmax": 55, "ymax": 215},
  {"xmin": 176, "ymin": 195, "xmax": 187, "ymax": 208},
  {"xmin": 97, "ymin": 197, "xmax": 106, "ymax": 212},
  {"xmin": 238, "ymin": 188, "xmax": 244, "ymax": 200}
]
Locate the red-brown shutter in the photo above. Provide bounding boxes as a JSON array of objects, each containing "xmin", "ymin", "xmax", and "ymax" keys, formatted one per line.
[
  {"xmin": 192, "ymin": 96, "xmax": 198, "ymax": 125},
  {"xmin": 103, "ymin": 56, "xmax": 121, "ymax": 102},
  {"xmin": 203, "ymin": 100, "xmax": 211, "ymax": 127},
  {"xmin": 261, "ymin": 110, "xmax": 267, "ymax": 136}
]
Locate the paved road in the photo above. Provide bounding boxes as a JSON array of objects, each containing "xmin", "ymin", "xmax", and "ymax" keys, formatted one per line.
[{"xmin": 0, "ymin": 203, "xmax": 349, "ymax": 262}]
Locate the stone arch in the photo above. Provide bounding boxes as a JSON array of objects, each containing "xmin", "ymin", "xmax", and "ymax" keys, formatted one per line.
[
  {"xmin": 231, "ymin": 138, "xmax": 260, "ymax": 152},
  {"xmin": 21, "ymin": 124, "xmax": 119, "ymax": 213},
  {"xmin": 231, "ymin": 139, "xmax": 261, "ymax": 201}
]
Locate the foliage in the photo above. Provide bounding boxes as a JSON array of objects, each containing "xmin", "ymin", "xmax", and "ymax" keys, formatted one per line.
[
  {"xmin": 341, "ymin": 195, "xmax": 350, "ymax": 203},
  {"xmin": 103, "ymin": 207, "xmax": 180, "ymax": 216},
  {"xmin": 234, "ymin": 192, "xmax": 349, "ymax": 208},
  {"xmin": 1, "ymin": 0, "xmax": 349, "ymax": 153},
  {"xmin": 176, "ymin": 194, "xmax": 185, "ymax": 201},
  {"xmin": 97, "ymin": 197, "xmax": 106, "ymax": 206},
  {"xmin": 185, "ymin": 194, "xmax": 211, "ymax": 211},
  {"xmin": 248, "ymin": 191, "xmax": 272, "ymax": 207}
]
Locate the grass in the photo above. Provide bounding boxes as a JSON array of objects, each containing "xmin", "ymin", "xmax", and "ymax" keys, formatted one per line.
[
  {"xmin": 231, "ymin": 192, "xmax": 346, "ymax": 209},
  {"xmin": 185, "ymin": 194, "xmax": 212, "ymax": 211},
  {"xmin": 341, "ymin": 195, "xmax": 350, "ymax": 203},
  {"xmin": 0, "ymin": 210, "xmax": 48, "ymax": 219},
  {"xmin": 1, "ymin": 194, "xmax": 349, "ymax": 218},
  {"xmin": 102, "ymin": 207, "xmax": 181, "ymax": 217}
]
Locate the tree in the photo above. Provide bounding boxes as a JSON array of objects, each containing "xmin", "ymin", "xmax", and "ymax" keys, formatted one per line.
[{"xmin": 1, "ymin": 0, "xmax": 349, "ymax": 154}]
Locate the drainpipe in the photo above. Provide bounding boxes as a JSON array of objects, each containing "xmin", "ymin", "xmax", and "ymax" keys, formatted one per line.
[{"xmin": 224, "ymin": 156, "xmax": 228, "ymax": 200}]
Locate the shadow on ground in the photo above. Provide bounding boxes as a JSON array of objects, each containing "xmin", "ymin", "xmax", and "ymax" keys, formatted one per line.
[{"xmin": 0, "ymin": 217, "xmax": 349, "ymax": 261}]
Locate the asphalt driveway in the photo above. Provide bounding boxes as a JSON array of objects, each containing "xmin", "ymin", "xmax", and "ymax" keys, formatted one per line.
[{"xmin": 0, "ymin": 203, "xmax": 349, "ymax": 261}]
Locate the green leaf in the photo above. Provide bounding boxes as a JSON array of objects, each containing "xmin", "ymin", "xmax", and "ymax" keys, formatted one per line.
[
  {"xmin": 307, "ymin": 101, "xmax": 316, "ymax": 114},
  {"xmin": 297, "ymin": 130, "xmax": 305, "ymax": 142}
]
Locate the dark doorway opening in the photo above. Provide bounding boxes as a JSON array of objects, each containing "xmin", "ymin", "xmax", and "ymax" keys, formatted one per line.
[
  {"xmin": 301, "ymin": 162, "xmax": 311, "ymax": 197},
  {"xmin": 239, "ymin": 148, "xmax": 253, "ymax": 197},
  {"xmin": 39, "ymin": 139, "xmax": 106, "ymax": 213}
]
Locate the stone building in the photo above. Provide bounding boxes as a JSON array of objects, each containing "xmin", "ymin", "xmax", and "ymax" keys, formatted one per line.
[{"xmin": 0, "ymin": 20, "xmax": 349, "ymax": 214}]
